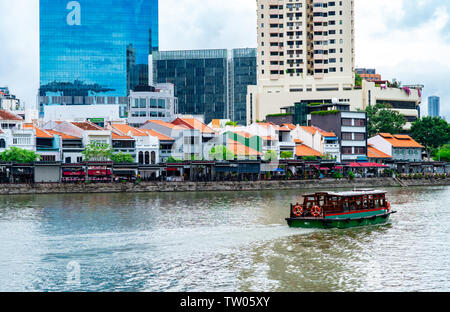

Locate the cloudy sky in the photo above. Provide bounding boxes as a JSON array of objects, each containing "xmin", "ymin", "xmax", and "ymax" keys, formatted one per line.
[{"xmin": 0, "ymin": 0, "xmax": 448, "ymax": 119}]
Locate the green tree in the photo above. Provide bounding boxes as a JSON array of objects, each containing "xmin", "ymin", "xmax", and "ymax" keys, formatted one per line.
[
  {"xmin": 410, "ymin": 117, "xmax": 450, "ymax": 160},
  {"xmin": 82, "ymin": 142, "xmax": 113, "ymax": 161},
  {"xmin": 280, "ymin": 151, "xmax": 293, "ymax": 159},
  {"xmin": 225, "ymin": 121, "xmax": 238, "ymax": 127},
  {"xmin": 264, "ymin": 150, "xmax": 278, "ymax": 161},
  {"xmin": 365, "ymin": 103, "xmax": 406, "ymax": 137},
  {"xmin": 166, "ymin": 156, "xmax": 183, "ymax": 163},
  {"xmin": 0, "ymin": 147, "xmax": 40, "ymax": 163},
  {"xmin": 209, "ymin": 145, "xmax": 235, "ymax": 161},
  {"xmin": 433, "ymin": 146, "xmax": 450, "ymax": 162},
  {"xmin": 111, "ymin": 152, "xmax": 135, "ymax": 164},
  {"xmin": 355, "ymin": 72, "xmax": 362, "ymax": 87}
]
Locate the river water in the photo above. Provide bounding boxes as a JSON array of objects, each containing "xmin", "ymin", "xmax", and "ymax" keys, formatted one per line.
[{"xmin": 0, "ymin": 186, "xmax": 449, "ymax": 292}]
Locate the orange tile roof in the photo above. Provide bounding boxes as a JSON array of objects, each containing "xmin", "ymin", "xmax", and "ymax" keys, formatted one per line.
[
  {"xmin": 227, "ymin": 139, "xmax": 262, "ymax": 156},
  {"xmin": 261, "ymin": 135, "xmax": 276, "ymax": 141},
  {"xmin": 294, "ymin": 139, "xmax": 304, "ymax": 144},
  {"xmin": 173, "ymin": 118, "xmax": 216, "ymax": 134},
  {"xmin": 71, "ymin": 122, "xmax": 103, "ymax": 131},
  {"xmin": 111, "ymin": 132, "xmax": 134, "ymax": 140},
  {"xmin": 140, "ymin": 128, "xmax": 174, "ymax": 141},
  {"xmin": 145, "ymin": 119, "xmax": 188, "ymax": 130},
  {"xmin": 367, "ymin": 145, "xmax": 392, "ymax": 159},
  {"xmin": 211, "ymin": 119, "xmax": 221, "ymax": 129},
  {"xmin": 295, "ymin": 144, "xmax": 323, "ymax": 157},
  {"xmin": 111, "ymin": 124, "xmax": 147, "ymax": 137},
  {"xmin": 46, "ymin": 130, "xmax": 80, "ymax": 140},
  {"xmin": 257, "ymin": 122, "xmax": 282, "ymax": 131},
  {"xmin": 23, "ymin": 124, "xmax": 54, "ymax": 139},
  {"xmin": 300, "ymin": 126, "xmax": 318, "ymax": 135},
  {"xmin": 282, "ymin": 123, "xmax": 296, "ymax": 130},
  {"xmin": 379, "ymin": 133, "xmax": 423, "ymax": 148},
  {"xmin": 0, "ymin": 110, "xmax": 23, "ymax": 121},
  {"xmin": 315, "ymin": 128, "xmax": 337, "ymax": 137}
]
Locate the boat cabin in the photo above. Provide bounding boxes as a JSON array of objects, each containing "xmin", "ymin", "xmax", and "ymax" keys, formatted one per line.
[{"xmin": 291, "ymin": 190, "xmax": 389, "ymax": 219}]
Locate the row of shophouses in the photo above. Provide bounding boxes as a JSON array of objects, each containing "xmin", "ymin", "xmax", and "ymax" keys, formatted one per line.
[{"xmin": 0, "ymin": 108, "xmax": 439, "ymax": 169}]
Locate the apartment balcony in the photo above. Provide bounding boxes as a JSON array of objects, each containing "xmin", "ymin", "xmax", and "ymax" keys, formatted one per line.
[
  {"xmin": 270, "ymin": 74, "xmax": 280, "ymax": 80},
  {"xmin": 269, "ymin": 55, "xmax": 282, "ymax": 62},
  {"xmin": 324, "ymin": 144, "xmax": 340, "ymax": 153},
  {"xmin": 314, "ymin": 53, "xmax": 326, "ymax": 60},
  {"xmin": 270, "ymin": 45, "xmax": 282, "ymax": 52}
]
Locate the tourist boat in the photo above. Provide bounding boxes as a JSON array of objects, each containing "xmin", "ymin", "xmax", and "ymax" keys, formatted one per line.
[{"xmin": 286, "ymin": 190, "xmax": 396, "ymax": 229}]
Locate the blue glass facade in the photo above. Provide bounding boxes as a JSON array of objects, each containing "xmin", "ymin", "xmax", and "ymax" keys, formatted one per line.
[
  {"xmin": 428, "ymin": 96, "xmax": 440, "ymax": 117},
  {"xmin": 39, "ymin": 0, "xmax": 159, "ymax": 100},
  {"xmin": 153, "ymin": 50, "xmax": 228, "ymax": 124},
  {"xmin": 232, "ymin": 49, "xmax": 257, "ymax": 125}
]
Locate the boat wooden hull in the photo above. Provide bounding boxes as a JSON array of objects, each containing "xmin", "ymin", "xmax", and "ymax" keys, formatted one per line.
[{"xmin": 286, "ymin": 211, "xmax": 394, "ymax": 229}]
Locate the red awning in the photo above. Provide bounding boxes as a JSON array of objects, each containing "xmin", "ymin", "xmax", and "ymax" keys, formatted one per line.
[
  {"xmin": 63, "ymin": 171, "xmax": 85, "ymax": 176},
  {"xmin": 88, "ymin": 169, "xmax": 112, "ymax": 176},
  {"xmin": 348, "ymin": 162, "xmax": 389, "ymax": 168}
]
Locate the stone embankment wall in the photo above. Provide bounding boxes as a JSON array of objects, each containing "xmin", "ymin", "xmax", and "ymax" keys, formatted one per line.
[{"xmin": 0, "ymin": 178, "xmax": 449, "ymax": 196}]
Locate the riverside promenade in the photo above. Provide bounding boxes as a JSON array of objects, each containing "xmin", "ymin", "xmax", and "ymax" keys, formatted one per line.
[{"xmin": 1, "ymin": 178, "xmax": 449, "ymax": 195}]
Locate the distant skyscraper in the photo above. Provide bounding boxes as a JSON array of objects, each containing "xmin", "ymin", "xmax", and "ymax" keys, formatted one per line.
[
  {"xmin": 153, "ymin": 49, "xmax": 256, "ymax": 124},
  {"xmin": 428, "ymin": 96, "xmax": 440, "ymax": 117},
  {"xmin": 39, "ymin": 0, "xmax": 159, "ymax": 115}
]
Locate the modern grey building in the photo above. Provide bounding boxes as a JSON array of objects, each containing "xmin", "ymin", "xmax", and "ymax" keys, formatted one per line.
[
  {"xmin": 428, "ymin": 96, "xmax": 440, "ymax": 117},
  {"xmin": 127, "ymin": 84, "xmax": 178, "ymax": 127},
  {"xmin": 310, "ymin": 109, "xmax": 368, "ymax": 162},
  {"xmin": 153, "ymin": 48, "xmax": 256, "ymax": 125}
]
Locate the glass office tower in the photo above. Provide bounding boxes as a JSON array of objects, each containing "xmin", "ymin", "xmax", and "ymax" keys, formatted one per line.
[
  {"xmin": 39, "ymin": 0, "xmax": 158, "ymax": 103},
  {"xmin": 428, "ymin": 96, "xmax": 440, "ymax": 117},
  {"xmin": 153, "ymin": 50, "xmax": 228, "ymax": 124},
  {"xmin": 231, "ymin": 49, "xmax": 257, "ymax": 125},
  {"xmin": 154, "ymin": 49, "xmax": 256, "ymax": 124}
]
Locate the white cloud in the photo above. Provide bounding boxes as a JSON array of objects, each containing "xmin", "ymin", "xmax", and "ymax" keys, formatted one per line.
[
  {"xmin": 355, "ymin": 0, "xmax": 450, "ymax": 118},
  {"xmin": 0, "ymin": 0, "xmax": 448, "ymax": 119}
]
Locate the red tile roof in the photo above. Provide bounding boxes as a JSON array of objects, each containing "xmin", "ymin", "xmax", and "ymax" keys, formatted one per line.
[
  {"xmin": 0, "ymin": 110, "xmax": 23, "ymax": 121},
  {"xmin": 23, "ymin": 124, "xmax": 54, "ymax": 138},
  {"xmin": 46, "ymin": 130, "xmax": 81, "ymax": 140},
  {"xmin": 227, "ymin": 139, "xmax": 262, "ymax": 156},
  {"xmin": 145, "ymin": 119, "xmax": 188, "ymax": 130},
  {"xmin": 173, "ymin": 118, "xmax": 216, "ymax": 134},
  {"xmin": 71, "ymin": 122, "xmax": 103, "ymax": 131},
  {"xmin": 139, "ymin": 128, "xmax": 174, "ymax": 141}
]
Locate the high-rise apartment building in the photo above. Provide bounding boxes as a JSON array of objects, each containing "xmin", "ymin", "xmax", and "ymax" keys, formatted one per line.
[
  {"xmin": 247, "ymin": 0, "xmax": 422, "ymax": 130},
  {"xmin": 257, "ymin": 0, "xmax": 354, "ymax": 83},
  {"xmin": 153, "ymin": 49, "xmax": 256, "ymax": 125},
  {"xmin": 39, "ymin": 0, "xmax": 159, "ymax": 116},
  {"xmin": 428, "ymin": 96, "xmax": 440, "ymax": 117}
]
